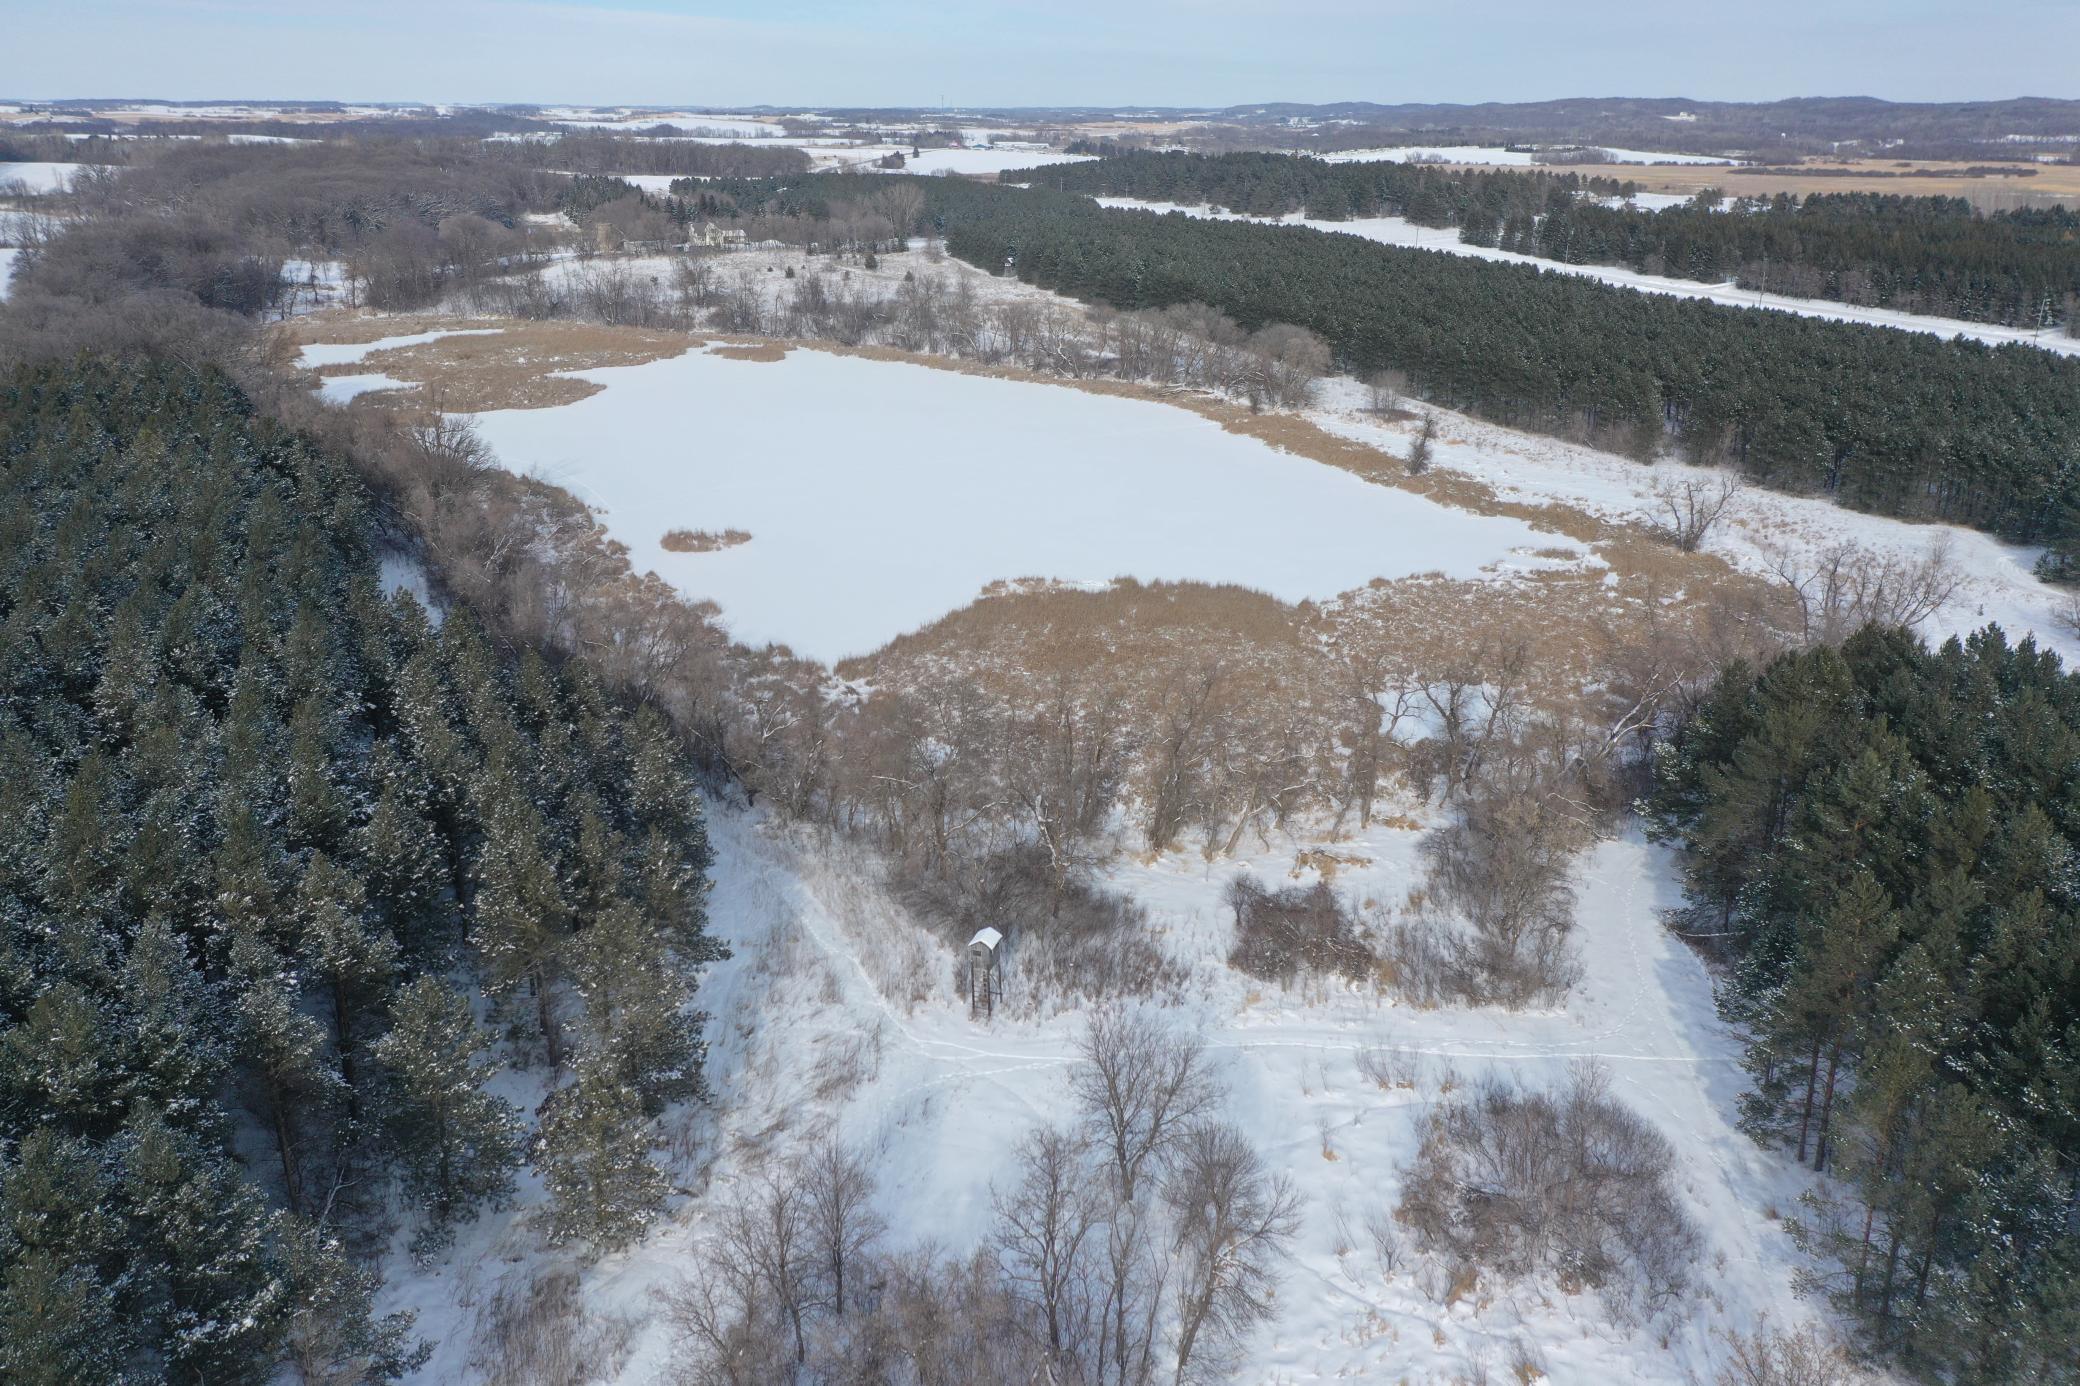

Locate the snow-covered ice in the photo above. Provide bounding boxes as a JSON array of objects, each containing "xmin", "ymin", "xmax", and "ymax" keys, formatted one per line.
[
  {"xmin": 296, "ymin": 328, "xmax": 502, "ymax": 369},
  {"xmin": 465, "ymin": 346, "xmax": 1577, "ymax": 664},
  {"xmin": 316, "ymin": 372, "xmax": 410, "ymax": 403},
  {"xmin": 864, "ymin": 146, "xmax": 1096, "ymax": 177},
  {"xmin": 554, "ymin": 113, "xmax": 787, "ymax": 137},
  {"xmin": 0, "ymin": 161, "xmax": 85, "ymax": 194},
  {"xmin": 605, "ymin": 172, "xmax": 684, "ymax": 193}
]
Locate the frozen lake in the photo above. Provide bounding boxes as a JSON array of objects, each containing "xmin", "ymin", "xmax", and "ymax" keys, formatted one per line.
[{"xmin": 467, "ymin": 347, "xmax": 1572, "ymax": 664}]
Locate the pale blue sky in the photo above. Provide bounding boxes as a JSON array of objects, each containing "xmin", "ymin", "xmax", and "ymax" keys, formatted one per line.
[{"xmin": 2, "ymin": 0, "xmax": 2074, "ymax": 107}]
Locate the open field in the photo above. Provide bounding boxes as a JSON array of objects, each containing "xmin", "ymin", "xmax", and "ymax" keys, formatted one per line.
[{"xmin": 1428, "ymin": 153, "xmax": 2080, "ymax": 209}]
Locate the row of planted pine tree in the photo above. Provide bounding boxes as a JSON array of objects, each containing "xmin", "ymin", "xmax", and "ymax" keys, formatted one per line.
[
  {"xmin": 0, "ymin": 360, "xmax": 723, "ymax": 1383},
  {"xmin": 1016, "ymin": 151, "xmax": 2080, "ymax": 330}
]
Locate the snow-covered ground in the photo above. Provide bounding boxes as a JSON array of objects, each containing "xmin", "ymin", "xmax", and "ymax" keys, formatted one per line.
[
  {"xmin": 1305, "ymin": 374, "xmax": 2080, "ymax": 664},
  {"xmin": 866, "ymin": 146, "xmax": 1096, "ymax": 177},
  {"xmin": 552, "ymin": 113, "xmax": 789, "ymax": 137},
  {"xmin": 0, "ymin": 248, "xmax": 18, "ymax": 300},
  {"xmin": 1319, "ymin": 144, "xmax": 1740, "ymax": 166},
  {"xmin": 379, "ymin": 800, "xmax": 1836, "ymax": 1385},
  {"xmin": 0, "ymin": 161, "xmax": 84, "ymax": 194},
  {"xmin": 1093, "ymin": 197, "xmax": 2080, "ymax": 357},
  {"xmin": 465, "ymin": 345, "xmax": 1579, "ymax": 664}
]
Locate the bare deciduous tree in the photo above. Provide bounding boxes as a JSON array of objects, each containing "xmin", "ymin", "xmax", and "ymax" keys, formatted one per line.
[
  {"xmin": 1366, "ymin": 370, "xmax": 1405, "ymax": 414},
  {"xmin": 992, "ymin": 1124, "xmax": 1106, "ymax": 1370},
  {"xmin": 712, "ymin": 1176, "xmax": 820, "ymax": 1366},
  {"xmin": 1763, "ymin": 535, "xmax": 1962, "ymax": 646},
  {"xmin": 803, "ymin": 1139, "xmax": 884, "ymax": 1318},
  {"xmin": 1072, "ymin": 1009, "xmax": 1220, "ymax": 1204},
  {"xmin": 1094, "ymin": 1196, "xmax": 1169, "ymax": 1386},
  {"xmin": 1649, "ymin": 470, "xmax": 1742, "ymax": 552},
  {"xmin": 1163, "ymin": 1121, "xmax": 1302, "ymax": 1384},
  {"xmin": 1413, "ymin": 758, "xmax": 1587, "ymax": 1008}
]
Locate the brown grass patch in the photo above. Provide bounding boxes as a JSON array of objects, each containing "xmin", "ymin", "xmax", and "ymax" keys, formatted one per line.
[
  {"xmin": 708, "ymin": 342, "xmax": 790, "ymax": 362},
  {"xmin": 1292, "ymin": 848, "xmax": 1370, "ymax": 880},
  {"xmin": 276, "ymin": 314, "xmax": 702, "ymax": 411},
  {"xmin": 660, "ymin": 527, "xmax": 752, "ymax": 553}
]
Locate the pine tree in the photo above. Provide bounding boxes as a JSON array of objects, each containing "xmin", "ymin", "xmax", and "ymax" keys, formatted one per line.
[
  {"xmin": 296, "ymin": 855, "xmax": 399, "ymax": 1110},
  {"xmin": 358, "ymin": 746, "xmax": 452, "ymax": 962},
  {"xmin": 227, "ymin": 929, "xmax": 339, "ymax": 1213},
  {"xmin": 0, "ymin": 1128, "xmax": 130, "ymax": 1386},
  {"xmin": 286, "ymin": 693, "xmax": 350, "ymax": 854},
  {"xmin": 374, "ymin": 976, "xmax": 521, "ymax": 1236},
  {"xmin": 40, "ymin": 749, "xmax": 121, "ymax": 924},
  {"xmin": 0, "ymin": 981, "xmax": 125, "ymax": 1137},
  {"xmin": 117, "ymin": 1103, "xmax": 293, "ymax": 1384},
  {"xmin": 534, "ymin": 1063, "xmax": 667, "ymax": 1251},
  {"xmin": 470, "ymin": 784, "xmax": 572, "ymax": 1067},
  {"xmin": 570, "ymin": 900, "xmax": 704, "ymax": 1112},
  {"xmin": 118, "ymin": 916, "xmax": 230, "ymax": 1123},
  {"xmin": 279, "ymin": 1215, "xmax": 430, "ymax": 1384}
]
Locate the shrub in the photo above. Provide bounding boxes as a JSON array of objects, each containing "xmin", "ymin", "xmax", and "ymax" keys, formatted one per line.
[
  {"xmin": 1414, "ymin": 770, "xmax": 1585, "ymax": 1008},
  {"xmin": 1224, "ymin": 875, "xmax": 1372, "ymax": 985},
  {"xmin": 1395, "ymin": 1063, "xmax": 1699, "ymax": 1322}
]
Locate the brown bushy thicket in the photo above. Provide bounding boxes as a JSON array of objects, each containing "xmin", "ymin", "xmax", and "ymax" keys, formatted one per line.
[
  {"xmin": 898, "ymin": 846, "xmax": 1184, "ymax": 1008},
  {"xmin": 1396, "ymin": 1064, "xmax": 1699, "ymax": 1322},
  {"xmin": 1223, "ymin": 876, "xmax": 1371, "ymax": 985},
  {"xmin": 1404, "ymin": 763, "xmax": 1588, "ymax": 1008}
]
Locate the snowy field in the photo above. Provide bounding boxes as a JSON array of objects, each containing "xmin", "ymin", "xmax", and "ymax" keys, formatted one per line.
[
  {"xmin": 464, "ymin": 345, "xmax": 1578, "ymax": 664},
  {"xmin": 869, "ymin": 146, "xmax": 1096, "ymax": 177},
  {"xmin": 602, "ymin": 172, "xmax": 684, "ymax": 193},
  {"xmin": 1319, "ymin": 144, "xmax": 1740, "ymax": 166},
  {"xmin": 0, "ymin": 161, "xmax": 84, "ymax": 194},
  {"xmin": 0, "ymin": 248, "xmax": 18, "ymax": 300},
  {"xmin": 551, "ymin": 113, "xmax": 789, "ymax": 137},
  {"xmin": 380, "ymin": 802, "xmax": 1831, "ymax": 1386},
  {"xmin": 1094, "ymin": 197, "xmax": 2080, "ymax": 357}
]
